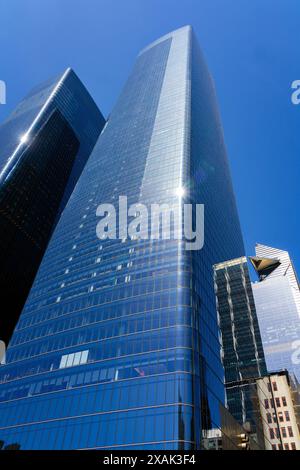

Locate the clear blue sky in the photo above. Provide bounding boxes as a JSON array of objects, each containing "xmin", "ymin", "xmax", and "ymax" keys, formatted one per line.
[{"xmin": 1, "ymin": 0, "xmax": 299, "ymax": 276}]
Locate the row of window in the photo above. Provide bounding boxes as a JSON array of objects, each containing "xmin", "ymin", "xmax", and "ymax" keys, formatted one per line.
[
  {"xmin": 60, "ymin": 350, "xmax": 89, "ymax": 369},
  {"xmin": 8, "ymin": 323, "xmax": 193, "ymax": 364},
  {"xmin": 272, "ymin": 442, "xmax": 297, "ymax": 451},
  {"xmin": 0, "ymin": 345, "xmax": 193, "ymax": 388},
  {"xmin": 266, "ymin": 410, "xmax": 290, "ymax": 423},
  {"xmin": 264, "ymin": 396, "xmax": 287, "ymax": 409},
  {"xmin": 11, "ymin": 304, "xmax": 192, "ymax": 349},
  {"xmin": 22, "ymin": 275, "xmax": 191, "ymax": 318},
  {"xmin": 269, "ymin": 426, "xmax": 294, "ymax": 439},
  {"xmin": 0, "ymin": 404, "xmax": 195, "ymax": 450},
  {"xmin": 0, "ymin": 372, "xmax": 195, "ymax": 429}
]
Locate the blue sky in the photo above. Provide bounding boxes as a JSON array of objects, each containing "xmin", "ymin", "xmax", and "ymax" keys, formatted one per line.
[{"xmin": 0, "ymin": 0, "xmax": 299, "ymax": 276}]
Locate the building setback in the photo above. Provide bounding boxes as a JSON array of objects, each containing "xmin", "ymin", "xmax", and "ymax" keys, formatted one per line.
[
  {"xmin": 0, "ymin": 69, "xmax": 105, "ymax": 343},
  {"xmin": 0, "ymin": 26, "xmax": 245, "ymax": 449}
]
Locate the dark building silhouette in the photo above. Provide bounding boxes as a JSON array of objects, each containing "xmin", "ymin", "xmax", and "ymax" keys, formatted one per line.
[
  {"xmin": 214, "ymin": 256, "xmax": 267, "ymax": 429},
  {"xmin": 0, "ymin": 69, "xmax": 105, "ymax": 343}
]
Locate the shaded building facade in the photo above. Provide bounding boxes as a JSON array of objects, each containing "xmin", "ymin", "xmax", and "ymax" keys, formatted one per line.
[
  {"xmin": 0, "ymin": 69, "xmax": 105, "ymax": 343},
  {"xmin": 0, "ymin": 27, "xmax": 245, "ymax": 449},
  {"xmin": 257, "ymin": 370, "xmax": 300, "ymax": 450},
  {"xmin": 214, "ymin": 257, "xmax": 267, "ymax": 430}
]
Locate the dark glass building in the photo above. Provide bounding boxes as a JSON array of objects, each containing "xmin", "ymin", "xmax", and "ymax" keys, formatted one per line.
[
  {"xmin": 0, "ymin": 69, "xmax": 105, "ymax": 343},
  {"xmin": 0, "ymin": 26, "xmax": 245, "ymax": 449},
  {"xmin": 213, "ymin": 257, "xmax": 267, "ymax": 429}
]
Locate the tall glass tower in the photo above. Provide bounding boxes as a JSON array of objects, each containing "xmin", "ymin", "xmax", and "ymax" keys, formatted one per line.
[
  {"xmin": 0, "ymin": 69, "xmax": 105, "ymax": 343},
  {"xmin": 0, "ymin": 26, "xmax": 245, "ymax": 450},
  {"xmin": 250, "ymin": 244, "xmax": 300, "ymax": 381},
  {"xmin": 213, "ymin": 257, "xmax": 267, "ymax": 429}
]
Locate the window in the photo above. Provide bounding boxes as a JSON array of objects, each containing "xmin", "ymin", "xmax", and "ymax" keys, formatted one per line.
[
  {"xmin": 269, "ymin": 428, "xmax": 275, "ymax": 439},
  {"xmin": 275, "ymin": 397, "xmax": 281, "ymax": 407},
  {"xmin": 264, "ymin": 399, "xmax": 269, "ymax": 409},
  {"xmin": 266, "ymin": 413, "xmax": 272, "ymax": 424},
  {"xmin": 287, "ymin": 426, "xmax": 294, "ymax": 437},
  {"xmin": 278, "ymin": 444, "xmax": 283, "ymax": 450},
  {"xmin": 285, "ymin": 411, "xmax": 290, "ymax": 421},
  {"xmin": 284, "ymin": 443, "xmax": 289, "ymax": 450},
  {"xmin": 272, "ymin": 382, "xmax": 278, "ymax": 391},
  {"xmin": 267, "ymin": 383, "xmax": 271, "ymax": 392},
  {"xmin": 81, "ymin": 350, "xmax": 89, "ymax": 363},
  {"xmin": 271, "ymin": 444, "xmax": 277, "ymax": 451},
  {"xmin": 59, "ymin": 350, "xmax": 89, "ymax": 369},
  {"xmin": 72, "ymin": 352, "xmax": 82, "ymax": 366},
  {"xmin": 278, "ymin": 412, "xmax": 284, "ymax": 422},
  {"xmin": 291, "ymin": 442, "xmax": 296, "ymax": 450},
  {"xmin": 282, "ymin": 396, "xmax": 287, "ymax": 406},
  {"xmin": 66, "ymin": 354, "xmax": 74, "ymax": 367},
  {"xmin": 281, "ymin": 427, "xmax": 287, "ymax": 438},
  {"xmin": 275, "ymin": 428, "xmax": 280, "ymax": 439}
]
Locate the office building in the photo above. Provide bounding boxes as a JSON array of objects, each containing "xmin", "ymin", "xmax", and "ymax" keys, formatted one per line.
[
  {"xmin": 251, "ymin": 244, "xmax": 300, "ymax": 380},
  {"xmin": 0, "ymin": 26, "xmax": 245, "ymax": 449},
  {"xmin": 0, "ymin": 68, "xmax": 105, "ymax": 343},
  {"xmin": 214, "ymin": 257, "xmax": 267, "ymax": 435}
]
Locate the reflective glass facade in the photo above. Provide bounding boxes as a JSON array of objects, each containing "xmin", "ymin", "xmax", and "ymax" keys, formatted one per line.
[
  {"xmin": 253, "ymin": 277, "xmax": 300, "ymax": 380},
  {"xmin": 251, "ymin": 244, "xmax": 300, "ymax": 382},
  {"xmin": 214, "ymin": 257, "xmax": 267, "ymax": 428},
  {"xmin": 0, "ymin": 26, "xmax": 245, "ymax": 449},
  {"xmin": 0, "ymin": 69, "xmax": 105, "ymax": 342}
]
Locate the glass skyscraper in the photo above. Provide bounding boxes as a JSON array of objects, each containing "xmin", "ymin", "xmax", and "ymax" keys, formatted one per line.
[
  {"xmin": 0, "ymin": 26, "xmax": 245, "ymax": 450},
  {"xmin": 251, "ymin": 244, "xmax": 300, "ymax": 381},
  {"xmin": 213, "ymin": 257, "xmax": 267, "ymax": 430},
  {"xmin": 0, "ymin": 69, "xmax": 105, "ymax": 343}
]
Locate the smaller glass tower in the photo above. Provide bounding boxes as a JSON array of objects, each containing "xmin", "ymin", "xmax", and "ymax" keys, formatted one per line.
[
  {"xmin": 214, "ymin": 256, "xmax": 267, "ymax": 427},
  {"xmin": 0, "ymin": 69, "xmax": 105, "ymax": 343}
]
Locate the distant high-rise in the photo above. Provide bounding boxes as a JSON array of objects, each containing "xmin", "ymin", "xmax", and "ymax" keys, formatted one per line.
[
  {"xmin": 214, "ymin": 257, "xmax": 267, "ymax": 428},
  {"xmin": 250, "ymin": 244, "xmax": 300, "ymax": 381},
  {"xmin": 0, "ymin": 69, "xmax": 105, "ymax": 343},
  {"xmin": 0, "ymin": 26, "xmax": 245, "ymax": 450}
]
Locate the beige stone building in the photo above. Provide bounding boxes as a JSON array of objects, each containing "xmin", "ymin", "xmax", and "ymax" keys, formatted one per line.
[{"xmin": 257, "ymin": 370, "xmax": 300, "ymax": 450}]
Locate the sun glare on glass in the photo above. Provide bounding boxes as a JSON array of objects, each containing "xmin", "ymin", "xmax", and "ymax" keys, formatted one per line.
[
  {"xmin": 20, "ymin": 133, "xmax": 29, "ymax": 144},
  {"xmin": 175, "ymin": 186, "xmax": 185, "ymax": 198}
]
